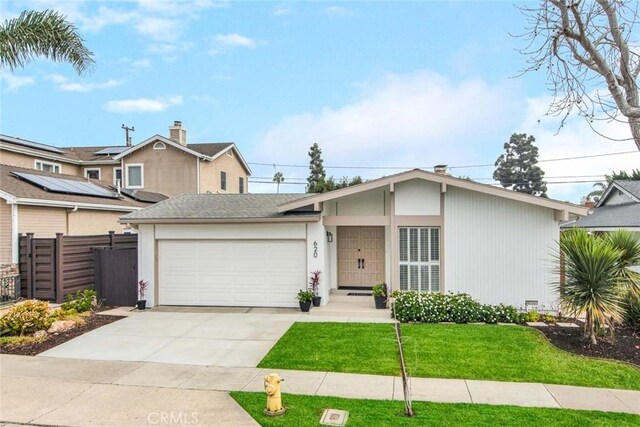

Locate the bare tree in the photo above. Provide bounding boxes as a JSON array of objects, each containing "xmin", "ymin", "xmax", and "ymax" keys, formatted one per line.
[{"xmin": 516, "ymin": 0, "xmax": 640, "ymax": 150}]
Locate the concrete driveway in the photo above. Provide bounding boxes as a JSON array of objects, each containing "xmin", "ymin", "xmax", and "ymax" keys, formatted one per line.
[{"xmin": 39, "ymin": 311, "xmax": 298, "ymax": 367}]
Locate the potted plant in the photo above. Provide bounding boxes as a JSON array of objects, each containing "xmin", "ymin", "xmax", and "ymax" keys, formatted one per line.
[
  {"xmin": 296, "ymin": 289, "xmax": 314, "ymax": 312},
  {"xmin": 309, "ymin": 270, "xmax": 322, "ymax": 307},
  {"xmin": 137, "ymin": 279, "xmax": 148, "ymax": 310},
  {"xmin": 372, "ymin": 282, "xmax": 388, "ymax": 309}
]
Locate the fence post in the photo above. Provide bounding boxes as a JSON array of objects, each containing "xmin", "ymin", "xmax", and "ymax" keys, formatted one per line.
[
  {"xmin": 25, "ymin": 233, "xmax": 34, "ymax": 299},
  {"xmin": 55, "ymin": 233, "xmax": 64, "ymax": 303},
  {"xmin": 109, "ymin": 231, "xmax": 115, "ymax": 248}
]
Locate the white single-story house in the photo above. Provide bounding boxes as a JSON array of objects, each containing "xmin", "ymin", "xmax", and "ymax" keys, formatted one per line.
[{"xmin": 121, "ymin": 169, "xmax": 588, "ymax": 310}]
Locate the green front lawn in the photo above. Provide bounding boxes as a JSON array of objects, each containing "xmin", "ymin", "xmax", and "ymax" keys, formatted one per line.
[
  {"xmin": 258, "ymin": 323, "xmax": 640, "ymax": 390},
  {"xmin": 231, "ymin": 392, "xmax": 640, "ymax": 427}
]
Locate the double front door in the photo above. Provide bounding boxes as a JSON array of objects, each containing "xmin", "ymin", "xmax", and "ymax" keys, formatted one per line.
[{"xmin": 337, "ymin": 226, "xmax": 385, "ymax": 288}]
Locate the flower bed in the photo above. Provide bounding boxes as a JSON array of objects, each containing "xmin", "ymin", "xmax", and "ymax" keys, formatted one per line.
[{"xmin": 391, "ymin": 291, "xmax": 522, "ymax": 324}]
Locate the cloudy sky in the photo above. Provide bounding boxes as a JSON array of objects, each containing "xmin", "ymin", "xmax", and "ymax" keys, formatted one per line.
[{"xmin": 2, "ymin": 0, "xmax": 639, "ymax": 202}]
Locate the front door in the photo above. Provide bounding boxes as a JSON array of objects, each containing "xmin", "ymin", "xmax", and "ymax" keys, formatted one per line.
[{"xmin": 337, "ymin": 226, "xmax": 385, "ymax": 288}]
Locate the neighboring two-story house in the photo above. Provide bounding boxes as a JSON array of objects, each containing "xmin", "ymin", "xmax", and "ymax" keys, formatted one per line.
[{"xmin": 0, "ymin": 121, "xmax": 252, "ymax": 264}]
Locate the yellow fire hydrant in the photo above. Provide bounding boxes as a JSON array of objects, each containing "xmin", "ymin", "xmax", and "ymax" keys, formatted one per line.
[{"xmin": 263, "ymin": 373, "xmax": 285, "ymax": 416}]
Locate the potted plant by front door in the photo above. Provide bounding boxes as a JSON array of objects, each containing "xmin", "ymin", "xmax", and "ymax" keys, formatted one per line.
[
  {"xmin": 309, "ymin": 270, "xmax": 322, "ymax": 307},
  {"xmin": 297, "ymin": 289, "xmax": 314, "ymax": 312},
  {"xmin": 372, "ymin": 282, "xmax": 388, "ymax": 309},
  {"xmin": 137, "ymin": 279, "xmax": 148, "ymax": 310}
]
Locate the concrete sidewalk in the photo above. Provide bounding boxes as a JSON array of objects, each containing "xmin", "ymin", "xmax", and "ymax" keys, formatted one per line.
[{"xmin": 1, "ymin": 354, "xmax": 639, "ymax": 420}]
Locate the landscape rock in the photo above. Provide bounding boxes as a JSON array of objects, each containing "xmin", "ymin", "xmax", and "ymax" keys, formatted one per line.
[
  {"xmin": 47, "ymin": 320, "xmax": 76, "ymax": 334},
  {"xmin": 33, "ymin": 330, "xmax": 47, "ymax": 339}
]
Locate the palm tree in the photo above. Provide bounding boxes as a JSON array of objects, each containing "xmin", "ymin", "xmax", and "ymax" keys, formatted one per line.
[
  {"xmin": 0, "ymin": 10, "xmax": 94, "ymax": 75},
  {"xmin": 555, "ymin": 229, "xmax": 624, "ymax": 345},
  {"xmin": 273, "ymin": 172, "xmax": 284, "ymax": 194},
  {"xmin": 605, "ymin": 230, "xmax": 640, "ymax": 298}
]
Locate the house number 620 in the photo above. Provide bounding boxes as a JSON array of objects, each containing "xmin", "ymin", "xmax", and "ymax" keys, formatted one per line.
[{"xmin": 313, "ymin": 241, "xmax": 318, "ymax": 258}]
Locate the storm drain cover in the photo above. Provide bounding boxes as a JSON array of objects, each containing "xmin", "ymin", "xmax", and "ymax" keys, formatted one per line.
[{"xmin": 320, "ymin": 409, "xmax": 349, "ymax": 426}]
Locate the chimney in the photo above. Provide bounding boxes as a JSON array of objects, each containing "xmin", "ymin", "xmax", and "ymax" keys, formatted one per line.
[
  {"xmin": 169, "ymin": 121, "xmax": 187, "ymax": 146},
  {"xmin": 433, "ymin": 164, "xmax": 448, "ymax": 175},
  {"xmin": 584, "ymin": 200, "xmax": 596, "ymax": 209}
]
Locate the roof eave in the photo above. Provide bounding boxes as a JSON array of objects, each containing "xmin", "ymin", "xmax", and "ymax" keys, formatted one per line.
[
  {"xmin": 119, "ymin": 215, "xmax": 320, "ymax": 224},
  {"xmin": 277, "ymin": 169, "xmax": 589, "ymax": 216},
  {"xmin": 113, "ymin": 135, "xmax": 211, "ymax": 161}
]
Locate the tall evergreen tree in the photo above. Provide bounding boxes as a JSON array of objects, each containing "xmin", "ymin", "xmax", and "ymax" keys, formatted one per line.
[
  {"xmin": 307, "ymin": 143, "xmax": 327, "ymax": 193},
  {"xmin": 493, "ymin": 133, "xmax": 548, "ymax": 197}
]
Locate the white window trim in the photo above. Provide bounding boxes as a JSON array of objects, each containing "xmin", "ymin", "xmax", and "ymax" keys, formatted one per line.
[
  {"xmin": 220, "ymin": 171, "xmax": 227, "ymax": 191},
  {"xmin": 34, "ymin": 159, "xmax": 61, "ymax": 173},
  {"xmin": 399, "ymin": 227, "xmax": 440, "ymax": 293},
  {"xmin": 153, "ymin": 141, "xmax": 166, "ymax": 150},
  {"xmin": 226, "ymin": 149, "xmax": 234, "ymax": 157},
  {"xmin": 113, "ymin": 167, "xmax": 123, "ymax": 186},
  {"xmin": 125, "ymin": 163, "xmax": 144, "ymax": 189},
  {"xmin": 84, "ymin": 168, "xmax": 101, "ymax": 180}
]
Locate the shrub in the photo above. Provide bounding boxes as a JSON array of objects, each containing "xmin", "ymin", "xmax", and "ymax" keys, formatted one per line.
[
  {"xmin": 521, "ymin": 311, "xmax": 541, "ymax": 323},
  {"xmin": 372, "ymin": 283, "xmax": 387, "ymax": 297},
  {"xmin": 0, "ymin": 300, "xmax": 53, "ymax": 336},
  {"xmin": 391, "ymin": 292, "xmax": 520, "ymax": 324},
  {"xmin": 622, "ymin": 292, "xmax": 640, "ymax": 332},
  {"xmin": 61, "ymin": 290, "xmax": 96, "ymax": 313}
]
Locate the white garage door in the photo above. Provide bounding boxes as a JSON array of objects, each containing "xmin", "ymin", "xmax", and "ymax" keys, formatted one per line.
[{"xmin": 158, "ymin": 240, "xmax": 306, "ymax": 307}]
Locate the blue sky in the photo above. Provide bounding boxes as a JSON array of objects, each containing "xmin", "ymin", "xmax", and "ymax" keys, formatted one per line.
[{"xmin": 1, "ymin": 0, "xmax": 639, "ymax": 202}]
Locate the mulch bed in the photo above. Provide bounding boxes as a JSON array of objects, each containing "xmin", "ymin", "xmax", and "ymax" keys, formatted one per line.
[
  {"xmin": 0, "ymin": 314, "xmax": 124, "ymax": 356},
  {"xmin": 534, "ymin": 324, "xmax": 640, "ymax": 366}
]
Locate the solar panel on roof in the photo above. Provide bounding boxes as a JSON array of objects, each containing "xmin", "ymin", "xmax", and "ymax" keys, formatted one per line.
[
  {"xmin": 94, "ymin": 146, "xmax": 128, "ymax": 155},
  {"xmin": 11, "ymin": 172, "xmax": 120, "ymax": 199},
  {"xmin": 0, "ymin": 134, "xmax": 65, "ymax": 154}
]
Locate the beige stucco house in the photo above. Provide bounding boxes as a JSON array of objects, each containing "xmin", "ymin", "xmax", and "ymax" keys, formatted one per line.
[
  {"xmin": 0, "ymin": 121, "xmax": 251, "ymax": 264},
  {"xmin": 123, "ymin": 169, "xmax": 589, "ymax": 311}
]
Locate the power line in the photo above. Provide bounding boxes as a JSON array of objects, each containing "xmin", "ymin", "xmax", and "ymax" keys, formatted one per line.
[{"xmin": 247, "ymin": 149, "xmax": 638, "ymax": 171}]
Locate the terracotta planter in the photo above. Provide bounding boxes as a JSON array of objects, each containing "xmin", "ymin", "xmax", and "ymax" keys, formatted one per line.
[
  {"xmin": 312, "ymin": 296, "xmax": 322, "ymax": 307},
  {"xmin": 137, "ymin": 300, "xmax": 147, "ymax": 310},
  {"xmin": 374, "ymin": 295, "xmax": 387, "ymax": 309},
  {"xmin": 299, "ymin": 300, "xmax": 312, "ymax": 312}
]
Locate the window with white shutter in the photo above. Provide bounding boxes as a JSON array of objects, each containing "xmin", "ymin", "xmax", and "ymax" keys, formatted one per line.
[{"xmin": 398, "ymin": 227, "xmax": 440, "ymax": 292}]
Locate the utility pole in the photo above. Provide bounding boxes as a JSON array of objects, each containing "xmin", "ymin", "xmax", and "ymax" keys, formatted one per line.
[{"xmin": 121, "ymin": 124, "xmax": 135, "ymax": 146}]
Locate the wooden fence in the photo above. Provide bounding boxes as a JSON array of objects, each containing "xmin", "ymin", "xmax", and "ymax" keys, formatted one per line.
[{"xmin": 19, "ymin": 232, "xmax": 137, "ymax": 303}]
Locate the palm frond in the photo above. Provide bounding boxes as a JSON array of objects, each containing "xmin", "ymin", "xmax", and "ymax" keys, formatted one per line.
[
  {"xmin": 0, "ymin": 9, "xmax": 94, "ymax": 75},
  {"xmin": 605, "ymin": 230, "xmax": 640, "ymax": 297}
]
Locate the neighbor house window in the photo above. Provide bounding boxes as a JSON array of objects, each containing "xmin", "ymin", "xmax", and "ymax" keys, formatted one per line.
[
  {"xmin": 113, "ymin": 167, "xmax": 122, "ymax": 186},
  {"xmin": 84, "ymin": 168, "xmax": 101, "ymax": 180},
  {"xmin": 226, "ymin": 149, "xmax": 233, "ymax": 157},
  {"xmin": 239, "ymin": 177, "xmax": 244, "ymax": 194},
  {"xmin": 126, "ymin": 164, "xmax": 143, "ymax": 188},
  {"xmin": 399, "ymin": 227, "xmax": 440, "ymax": 292},
  {"xmin": 34, "ymin": 160, "xmax": 61, "ymax": 174},
  {"xmin": 220, "ymin": 171, "xmax": 227, "ymax": 191},
  {"xmin": 153, "ymin": 142, "xmax": 166, "ymax": 150}
]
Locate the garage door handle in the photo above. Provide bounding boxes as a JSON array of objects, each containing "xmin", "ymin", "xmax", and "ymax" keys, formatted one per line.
[
  {"xmin": 362, "ymin": 259, "xmax": 365, "ymax": 269},
  {"xmin": 357, "ymin": 258, "xmax": 361, "ymax": 269}
]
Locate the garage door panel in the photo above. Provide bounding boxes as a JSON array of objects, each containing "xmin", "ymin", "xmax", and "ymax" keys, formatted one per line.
[{"xmin": 159, "ymin": 240, "xmax": 306, "ymax": 307}]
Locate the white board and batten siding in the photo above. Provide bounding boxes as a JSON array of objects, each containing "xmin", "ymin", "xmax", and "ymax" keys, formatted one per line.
[{"xmin": 444, "ymin": 186, "xmax": 560, "ymax": 311}]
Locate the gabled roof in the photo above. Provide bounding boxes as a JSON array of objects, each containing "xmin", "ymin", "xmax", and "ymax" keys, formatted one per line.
[
  {"xmin": 112, "ymin": 135, "xmax": 211, "ymax": 160},
  {"xmin": 0, "ymin": 164, "xmax": 149, "ymax": 211},
  {"xmin": 277, "ymin": 169, "xmax": 589, "ymax": 216},
  {"xmin": 562, "ymin": 203, "xmax": 640, "ymax": 229},
  {"xmin": 120, "ymin": 193, "xmax": 315, "ymax": 223},
  {"xmin": 597, "ymin": 180, "xmax": 640, "ymax": 207}
]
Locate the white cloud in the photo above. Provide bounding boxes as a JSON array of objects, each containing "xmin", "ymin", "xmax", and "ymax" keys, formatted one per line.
[
  {"xmin": 273, "ymin": 5, "xmax": 291, "ymax": 16},
  {"xmin": 214, "ymin": 33, "xmax": 257, "ymax": 48},
  {"xmin": 324, "ymin": 6, "xmax": 352, "ymax": 18},
  {"xmin": 517, "ymin": 95, "xmax": 640, "ymax": 201},
  {"xmin": 253, "ymin": 70, "xmax": 517, "ymax": 188},
  {"xmin": 46, "ymin": 74, "xmax": 122, "ymax": 92},
  {"xmin": 131, "ymin": 59, "xmax": 152, "ymax": 69},
  {"xmin": 136, "ymin": 17, "xmax": 180, "ymax": 41},
  {"xmin": 104, "ymin": 95, "xmax": 183, "ymax": 113},
  {"xmin": 0, "ymin": 72, "xmax": 35, "ymax": 92}
]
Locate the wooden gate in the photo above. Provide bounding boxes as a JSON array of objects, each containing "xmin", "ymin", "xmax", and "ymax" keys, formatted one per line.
[
  {"xmin": 19, "ymin": 232, "xmax": 137, "ymax": 303},
  {"xmin": 93, "ymin": 247, "xmax": 137, "ymax": 306}
]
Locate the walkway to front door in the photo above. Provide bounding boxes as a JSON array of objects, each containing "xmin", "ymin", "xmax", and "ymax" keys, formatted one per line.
[{"xmin": 337, "ymin": 226, "xmax": 385, "ymax": 288}]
